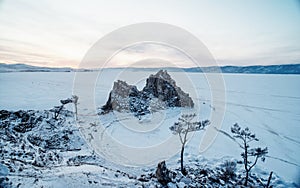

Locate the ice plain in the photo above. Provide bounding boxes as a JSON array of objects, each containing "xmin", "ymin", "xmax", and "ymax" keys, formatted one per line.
[{"xmin": 0, "ymin": 70, "xmax": 299, "ymax": 187}]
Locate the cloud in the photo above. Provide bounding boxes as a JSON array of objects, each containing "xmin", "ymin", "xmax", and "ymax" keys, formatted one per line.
[
  {"xmin": 0, "ymin": 0, "xmax": 299, "ymax": 67},
  {"xmin": 98, "ymin": 43, "xmax": 198, "ymax": 68}
]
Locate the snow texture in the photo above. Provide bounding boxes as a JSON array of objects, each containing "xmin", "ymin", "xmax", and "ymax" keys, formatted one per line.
[{"xmin": 0, "ymin": 70, "xmax": 299, "ymax": 187}]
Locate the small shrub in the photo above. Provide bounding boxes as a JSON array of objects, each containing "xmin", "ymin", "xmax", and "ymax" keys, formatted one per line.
[{"xmin": 219, "ymin": 160, "xmax": 237, "ymax": 182}]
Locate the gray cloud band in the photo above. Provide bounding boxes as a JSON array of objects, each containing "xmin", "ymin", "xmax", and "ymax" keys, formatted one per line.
[{"xmin": 73, "ymin": 22, "xmax": 226, "ymax": 166}]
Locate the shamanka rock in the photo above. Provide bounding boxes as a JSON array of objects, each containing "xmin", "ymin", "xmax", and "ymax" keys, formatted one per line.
[{"xmin": 101, "ymin": 70, "xmax": 194, "ymax": 117}]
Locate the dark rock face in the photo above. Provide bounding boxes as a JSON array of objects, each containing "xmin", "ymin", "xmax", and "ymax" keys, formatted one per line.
[
  {"xmin": 155, "ymin": 161, "xmax": 172, "ymax": 186},
  {"xmin": 143, "ymin": 70, "xmax": 194, "ymax": 108},
  {"xmin": 101, "ymin": 80, "xmax": 147, "ymax": 114},
  {"xmin": 101, "ymin": 70, "xmax": 194, "ymax": 116}
]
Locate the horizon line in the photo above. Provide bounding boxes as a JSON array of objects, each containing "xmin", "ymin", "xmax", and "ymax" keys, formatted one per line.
[{"xmin": 1, "ymin": 62, "xmax": 300, "ymax": 70}]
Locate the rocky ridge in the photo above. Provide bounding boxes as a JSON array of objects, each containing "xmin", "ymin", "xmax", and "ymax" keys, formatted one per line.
[{"xmin": 101, "ymin": 70, "xmax": 194, "ymax": 117}]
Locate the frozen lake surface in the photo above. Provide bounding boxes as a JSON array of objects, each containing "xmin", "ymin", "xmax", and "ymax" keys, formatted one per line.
[{"xmin": 0, "ymin": 71, "xmax": 299, "ymax": 183}]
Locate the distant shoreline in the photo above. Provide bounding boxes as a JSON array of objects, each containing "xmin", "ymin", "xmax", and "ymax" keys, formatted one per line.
[{"xmin": 0, "ymin": 63, "xmax": 300, "ymax": 74}]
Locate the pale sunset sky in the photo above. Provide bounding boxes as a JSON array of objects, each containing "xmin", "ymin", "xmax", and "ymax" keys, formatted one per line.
[{"xmin": 0, "ymin": 0, "xmax": 299, "ymax": 68}]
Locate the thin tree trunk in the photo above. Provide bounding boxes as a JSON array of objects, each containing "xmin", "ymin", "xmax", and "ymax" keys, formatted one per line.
[
  {"xmin": 74, "ymin": 104, "xmax": 78, "ymax": 120},
  {"xmin": 245, "ymin": 170, "xmax": 249, "ymax": 186},
  {"xmin": 266, "ymin": 171, "xmax": 273, "ymax": 188},
  {"xmin": 181, "ymin": 145, "xmax": 186, "ymax": 175},
  {"xmin": 244, "ymin": 138, "xmax": 248, "ymax": 186},
  {"xmin": 54, "ymin": 105, "xmax": 64, "ymax": 120}
]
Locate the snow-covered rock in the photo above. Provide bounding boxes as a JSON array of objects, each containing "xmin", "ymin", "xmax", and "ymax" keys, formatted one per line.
[
  {"xmin": 101, "ymin": 70, "xmax": 194, "ymax": 117},
  {"xmin": 0, "ymin": 163, "xmax": 8, "ymax": 176},
  {"xmin": 167, "ymin": 182, "xmax": 177, "ymax": 188},
  {"xmin": 180, "ymin": 177, "xmax": 192, "ymax": 185},
  {"xmin": 0, "ymin": 108, "xmax": 297, "ymax": 187},
  {"xmin": 177, "ymin": 182, "xmax": 186, "ymax": 188}
]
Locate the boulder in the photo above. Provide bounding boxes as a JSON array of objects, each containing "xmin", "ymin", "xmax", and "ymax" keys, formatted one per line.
[
  {"xmin": 155, "ymin": 161, "xmax": 172, "ymax": 186},
  {"xmin": 0, "ymin": 110, "xmax": 10, "ymax": 120}
]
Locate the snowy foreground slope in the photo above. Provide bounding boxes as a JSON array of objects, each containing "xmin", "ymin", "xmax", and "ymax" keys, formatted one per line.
[{"xmin": 0, "ymin": 70, "xmax": 299, "ymax": 187}]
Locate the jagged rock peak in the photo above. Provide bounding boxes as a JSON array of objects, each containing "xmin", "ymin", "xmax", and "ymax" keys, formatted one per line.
[
  {"xmin": 147, "ymin": 69, "xmax": 176, "ymax": 86},
  {"xmin": 112, "ymin": 80, "xmax": 138, "ymax": 98},
  {"xmin": 153, "ymin": 70, "xmax": 172, "ymax": 80},
  {"xmin": 100, "ymin": 70, "xmax": 194, "ymax": 116},
  {"xmin": 101, "ymin": 80, "xmax": 138, "ymax": 113},
  {"xmin": 143, "ymin": 70, "xmax": 194, "ymax": 108}
]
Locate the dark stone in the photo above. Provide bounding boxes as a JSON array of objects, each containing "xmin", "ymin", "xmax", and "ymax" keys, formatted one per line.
[
  {"xmin": 13, "ymin": 110, "xmax": 26, "ymax": 119},
  {"xmin": 138, "ymin": 176, "xmax": 150, "ymax": 182},
  {"xmin": 155, "ymin": 161, "xmax": 172, "ymax": 186},
  {"xmin": 0, "ymin": 110, "xmax": 10, "ymax": 120},
  {"xmin": 200, "ymin": 169, "xmax": 208, "ymax": 176}
]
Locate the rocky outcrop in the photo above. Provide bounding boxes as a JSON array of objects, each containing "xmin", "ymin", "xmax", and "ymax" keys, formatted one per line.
[
  {"xmin": 143, "ymin": 70, "xmax": 194, "ymax": 108},
  {"xmin": 101, "ymin": 70, "xmax": 194, "ymax": 116},
  {"xmin": 101, "ymin": 80, "xmax": 150, "ymax": 114},
  {"xmin": 155, "ymin": 161, "xmax": 172, "ymax": 186}
]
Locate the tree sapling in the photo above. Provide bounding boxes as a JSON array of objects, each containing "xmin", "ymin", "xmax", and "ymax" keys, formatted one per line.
[
  {"xmin": 169, "ymin": 113, "xmax": 210, "ymax": 175},
  {"xmin": 231, "ymin": 123, "xmax": 268, "ymax": 186}
]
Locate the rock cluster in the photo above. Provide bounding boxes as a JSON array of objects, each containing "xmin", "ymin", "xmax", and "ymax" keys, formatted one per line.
[
  {"xmin": 0, "ymin": 109, "xmax": 83, "ymax": 169},
  {"xmin": 101, "ymin": 70, "xmax": 194, "ymax": 116},
  {"xmin": 0, "ymin": 109, "xmax": 85, "ymax": 187}
]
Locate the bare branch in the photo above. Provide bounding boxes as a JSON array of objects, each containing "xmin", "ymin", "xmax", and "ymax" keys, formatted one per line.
[
  {"xmin": 179, "ymin": 133, "xmax": 184, "ymax": 145},
  {"xmin": 248, "ymin": 155, "xmax": 259, "ymax": 172}
]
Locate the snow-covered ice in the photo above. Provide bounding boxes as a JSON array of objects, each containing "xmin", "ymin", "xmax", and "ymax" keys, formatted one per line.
[{"xmin": 0, "ymin": 70, "xmax": 299, "ymax": 187}]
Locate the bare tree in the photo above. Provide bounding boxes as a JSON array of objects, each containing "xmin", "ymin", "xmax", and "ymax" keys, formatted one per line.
[
  {"xmin": 231, "ymin": 123, "xmax": 268, "ymax": 186},
  {"xmin": 50, "ymin": 105, "xmax": 65, "ymax": 120},
  {"xmin": 51, "ymin": 96, "xmax": 79, "ymax": 120},
  {"xmin": 169, "ymin": 113, "xmax": 210, "ymax": 175}
]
